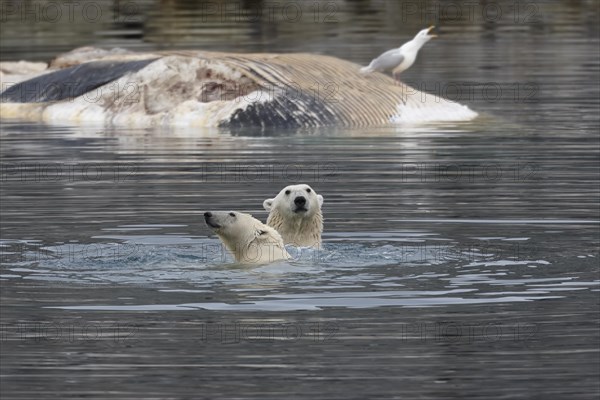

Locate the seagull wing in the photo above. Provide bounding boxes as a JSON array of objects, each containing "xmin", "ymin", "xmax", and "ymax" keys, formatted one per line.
[{"xmin": 368, "ymin": 49, "xmax": 404, "ymax": 72}]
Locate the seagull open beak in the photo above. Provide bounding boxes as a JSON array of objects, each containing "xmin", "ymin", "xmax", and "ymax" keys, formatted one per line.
[{"xmin": 427, "ymin": 25, "xmax": 437, "ymax": 38}]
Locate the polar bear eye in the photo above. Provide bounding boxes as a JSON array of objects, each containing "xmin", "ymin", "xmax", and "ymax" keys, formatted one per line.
[
  {"xmin": 229, "ymin": 212, "xmax": 236, "ymax": 217},
  {"xmin": 285, "ymin": 190, "xmax": 291, "ymax": 195},
  {"xmin": 306, "ymin": 188, "xmax": 311, "ymax": 193}
]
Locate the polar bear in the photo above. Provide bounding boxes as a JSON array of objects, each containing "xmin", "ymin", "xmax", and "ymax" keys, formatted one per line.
[
  {"xmin": 263, "ymin": 184, "xmax": 324, "ymax": 247},
  {"xmin": 204, "ymin": 211, "xmax": 290, "ymax": 264}
]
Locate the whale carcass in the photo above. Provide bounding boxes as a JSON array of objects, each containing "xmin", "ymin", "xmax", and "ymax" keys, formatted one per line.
[{"xmin": 0, "ymin": 47, "xmax": 477, "ymax": 128}]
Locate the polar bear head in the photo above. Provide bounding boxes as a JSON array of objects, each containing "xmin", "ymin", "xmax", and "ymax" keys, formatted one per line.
[
  {"xmin": 263, "ymin": 184, "xmax": 324, "ymax": 247},
  {"xmin": 204, "ymin": 211, "xmax": 289, "ymax": 264}
]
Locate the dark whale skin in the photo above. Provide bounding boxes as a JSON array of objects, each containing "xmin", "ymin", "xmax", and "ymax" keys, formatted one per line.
[{"xmin": 1, "ymin": 59, "xmax": 157, "ymax": 103}]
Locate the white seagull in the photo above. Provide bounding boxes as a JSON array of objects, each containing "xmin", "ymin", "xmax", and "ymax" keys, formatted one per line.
[{"xmin": 360, "ymin": 26, "xmax": 437, "ymax": 82}]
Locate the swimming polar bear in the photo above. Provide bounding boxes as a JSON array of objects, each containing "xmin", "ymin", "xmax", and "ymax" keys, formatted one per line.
[
  {"xmin": 204, "ymin": 211, "xmax": 290, "ymax": 264},
  {"xmin": 263, "ymin": 184, "xmax": 324, "ymax": 248}
]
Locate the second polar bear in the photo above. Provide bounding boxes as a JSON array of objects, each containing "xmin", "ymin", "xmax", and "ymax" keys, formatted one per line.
[
  {"xmin": 263, "ymin": 184, "xmax": 324, "ymax": 247},
  {"xmin": 204, "ymin": 211, "xmax": 290, "ymax": 264}
]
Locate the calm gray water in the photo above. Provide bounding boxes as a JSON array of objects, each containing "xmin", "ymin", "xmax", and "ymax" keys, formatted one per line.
[{"xmin": 1, "ymin": 1, "xmax": 599, "ymax": 399}]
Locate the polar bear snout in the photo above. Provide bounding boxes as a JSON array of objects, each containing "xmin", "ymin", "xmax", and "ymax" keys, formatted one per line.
[
  {"xmin": 294, "ymin": 196, "xmax": 306, "ymax": 206},
  {"xmin": 293, "ymin": 195, "xmax": 307, "ymax": 212},
  {"xmin": 204, "ymin": 211, "xmax": 222, "ymax": 229}
]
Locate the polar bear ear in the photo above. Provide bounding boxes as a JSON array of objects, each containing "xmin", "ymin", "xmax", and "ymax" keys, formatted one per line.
[
  {"xmin": 263, "ymin": 198, "xmax": 275, "ymax": 212},
  {"xmin": 317, "ymin": 194, "xmax": 324, "ymax": 208},
  {"xmin": 254, "ymin": 228, "xmax": 271, "ymax": 241}
]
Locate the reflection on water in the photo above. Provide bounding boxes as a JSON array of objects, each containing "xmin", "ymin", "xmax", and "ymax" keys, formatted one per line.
[{"xmin": 1, "ymin": 0, "xmax": 599, "ymax": 399}]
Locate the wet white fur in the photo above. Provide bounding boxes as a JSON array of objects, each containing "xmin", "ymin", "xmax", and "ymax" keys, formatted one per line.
[
  {"xmin": 263, "ymin": 184, "xmax": 324, "ymax": 248},
  {"xmin": 205, "ymin": 211, "xmax": 289, "ymax": 264}
]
